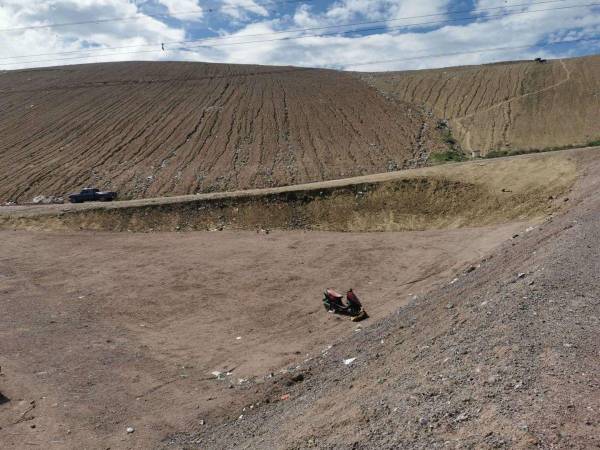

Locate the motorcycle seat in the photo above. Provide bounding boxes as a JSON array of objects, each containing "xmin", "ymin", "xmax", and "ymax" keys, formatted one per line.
[{"xmin": 326, "ymin": 288, "xmax": 344, "ymax": 299}]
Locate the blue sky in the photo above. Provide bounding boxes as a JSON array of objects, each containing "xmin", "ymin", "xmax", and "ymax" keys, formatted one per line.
[{"xmin": 1, "ymin": 0, "xmax": 599, "ymax": 70}]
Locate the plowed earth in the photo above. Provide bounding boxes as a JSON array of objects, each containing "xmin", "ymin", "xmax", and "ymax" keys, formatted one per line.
[
  {"xmin": 363, "ymin": 55, "xmax": 600, "ymax": 153},
  {"xmin": 0, "ymin": 61, "xmax": 449, "ymax": 203}
]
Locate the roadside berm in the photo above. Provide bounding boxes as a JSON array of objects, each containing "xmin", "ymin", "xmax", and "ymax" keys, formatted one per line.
[{"xmin": 0, "ymin": 150, "xmax": 579, "ymax": 232}]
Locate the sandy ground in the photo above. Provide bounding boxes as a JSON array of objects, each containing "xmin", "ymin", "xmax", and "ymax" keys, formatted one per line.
[{"xmin": 0, "ymin": 222, "xmax": 526, "ymax": 449}]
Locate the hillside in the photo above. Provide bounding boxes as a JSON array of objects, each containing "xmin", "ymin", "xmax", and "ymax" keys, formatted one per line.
[
  {"xmin": 2, "ymin": 148, "xmax": 597, "ymax": 449},
  {"xmin": 164, "ymin": 148, "xmax": 600, "ymax": 450},
  {"xmin": 0, "ymin": 61, "xmax": 450, "ymax": 203},
  {"xmin": 362, "ymin": 54, "xmax": 600, "ymax": 154}
]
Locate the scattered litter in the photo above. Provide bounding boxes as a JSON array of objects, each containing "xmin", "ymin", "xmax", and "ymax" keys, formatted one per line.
[
  {"xmin": 446, "ymin": 303, "xmax": 454, "ymax": 309},
  {"xmin": 236, "ymin": 336, "xmax": 242, "ymax": 340},
  {"xmin": 525, "ymin": 226, "xmax": 535, "ymax": 232},
  {"xmin": 343, "ymin": 357, "xmax": 357, "ymax": 366},
  {"xmin": 449, "ymin": 278, "xmax": 459, "ymax": 285},
  {"xmin": 280, "ymin": 394, "xmax": 290, "ymax": 401},
  {"xmin": 454, "ymin": 412, "xmax": 469, "ymax": 423},
  {"xmin": 517, "ymin": 272, "xmax": 527, "ymax": 279},
  {"xmin": 126, "ymin": 427, "xmax": 135, "ymax": 434},
  {"xmin": 238, "ymin": 378, "xmax": 248, "ymax": 384},
  {"xmin": 211, "ymin": 371, "xmax": 224, "ymax": 379}
]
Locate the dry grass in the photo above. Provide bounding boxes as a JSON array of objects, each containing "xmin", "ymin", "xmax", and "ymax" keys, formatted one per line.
[{"xmin": 0, "ymin": 150, "xmax": 579, "ymax": 232}]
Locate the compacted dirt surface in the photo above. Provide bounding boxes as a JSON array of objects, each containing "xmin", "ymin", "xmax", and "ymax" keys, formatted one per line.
[
  {"xmin": 0, "ymin": 61, "xmax": 450, "ymax": 203},
  {"xmin": 162, "ymin": 149, "xmax": 600, "ymax": 449},
  {"xmin": 0, "ymin": 221, "xmax": 527, "ymax": 449}
]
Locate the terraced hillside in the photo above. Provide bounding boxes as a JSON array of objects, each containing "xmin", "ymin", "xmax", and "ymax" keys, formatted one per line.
[
  {"xmin": 0, "ymin": 61, "xmax": 449, "ymax": 203},
  {"xmin": 363, "ymin": 55, "xmax": 600, "ymax": 153}
]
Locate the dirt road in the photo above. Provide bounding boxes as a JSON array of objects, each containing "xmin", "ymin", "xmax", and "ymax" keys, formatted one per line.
[{"xmin": 0, "ymin": 222, "xmax": 525, "ymax": 449}]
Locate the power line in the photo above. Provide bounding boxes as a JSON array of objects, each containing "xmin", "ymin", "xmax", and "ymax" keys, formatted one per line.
[
  {"xmin": 345, "ymin": 37, "xmax": 600, "ymax": 68},
  {"xmin": 182, "ymin": 2, "xmax": 600, "ymax": 49},
  {"xmin": 0, "ymin": 0, "xmax": 318, "ymax": 33},
  {"xmin": 0, "ymin": 37, "xmax": 597, "ymax": 94},
  {"xmin": 1, "ymin": 1, "xmax": 596, "ymax": 68},
  {"xmin": 0, "ymin": 0, "xmax": 573, "ymax": 61}
]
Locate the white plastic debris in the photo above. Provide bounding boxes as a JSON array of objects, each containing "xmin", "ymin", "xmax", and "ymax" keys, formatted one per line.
[
  {"xmin": 211, "ymin": 371, "xmax": 223, "ymax": 378},
  {"xmin": 126, "ymin": 427, "xmax": 135, "ymax": 434},
  {"xmin": 343, "ymin": 357, "xmax": 357, "ymax": 366},
  {"xmin": 236, "ymin": 336, "xmax": 242, "ymax": 340}
]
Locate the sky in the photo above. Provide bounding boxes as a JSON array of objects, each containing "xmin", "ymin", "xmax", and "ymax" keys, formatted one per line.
[{"xmin": 0, "ymin": 0, "xmax": 599, "ymax": 71}]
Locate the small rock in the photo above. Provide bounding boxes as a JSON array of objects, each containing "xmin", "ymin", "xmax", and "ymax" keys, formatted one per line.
[
  {"xmin": 418, "ymin": 416, "xmax": 429, "ymax": 426},
  {"xmin": 446, "ymin": 303, "xmax": 454, "ymax": 309},
  {"xmin": 454, "ymin": 412, "xmax": 469, "ymax": 422},
  {"xmin": 126, "ymin": 427, "xmax": 135, "ymax": 434}
]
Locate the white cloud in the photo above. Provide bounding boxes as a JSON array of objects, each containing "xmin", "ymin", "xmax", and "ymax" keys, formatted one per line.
[
  {"xmin": 220, "ymin": 0, "xmax": 269, "ymax": 20},
  {"xmin": 157, "ymin": 0, "xmax": 203, "ymax": 21},
  {"xmin": 0, "ymin": 0, "xmax": 599, "ymax": 71},
  {"xmin": 0, "ymin": 0, "xmax": 186, "ymax": 67}
]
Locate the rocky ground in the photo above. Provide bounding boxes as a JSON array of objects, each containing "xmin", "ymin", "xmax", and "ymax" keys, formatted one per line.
[{"xmin": 164, "ymin": 154, "xmax": 600, "ymax": 448}]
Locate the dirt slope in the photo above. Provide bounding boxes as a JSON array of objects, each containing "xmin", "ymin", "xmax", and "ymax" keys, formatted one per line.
[
  {"xmin": 363, "ymin": 55, "xmax": 600, "ymax": 153},
  {"xmin": 0, "ymin": 61, "xmax": 449, "ymax": 203},
  {"xmin": 0, "ymin": 223, "xmax": 524, "ymax": 450},
  {"xmin": 164, "ymin": 138, "xmax": 600, "ymax": 449}
]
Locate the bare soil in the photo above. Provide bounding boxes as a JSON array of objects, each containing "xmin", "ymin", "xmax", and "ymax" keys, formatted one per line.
[
  {"xmin": 0, "ymin": 61, "xmax": 450, "ymax": 203},
  {"xmin": 164, "ymin": 145, "xmax": 600, "ymax": 449},
  {"xmin": 363, "ymin": 54, "xmax": 600, "ymax": 153},
  {"xmin": 0, "ymin": 221, "xmax": 525, "ymax": 449}
]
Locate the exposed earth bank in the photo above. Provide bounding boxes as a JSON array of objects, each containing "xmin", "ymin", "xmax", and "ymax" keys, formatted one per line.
[
  {"xmin": 363, "ymin": 55, "xmax": 600, "ymax": 153},
  {"xmin": 164, "ymin": 151, "xmax": 600, "ymax": 448},
  {"xmin": 0, "ymin": 61, "xmax": 449, "ymax": 203}
]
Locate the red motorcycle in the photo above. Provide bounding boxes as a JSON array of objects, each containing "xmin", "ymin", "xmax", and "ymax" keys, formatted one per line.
[{"xmin": 323, "ymin": 288, "xmax": 368, "ymax": 321}]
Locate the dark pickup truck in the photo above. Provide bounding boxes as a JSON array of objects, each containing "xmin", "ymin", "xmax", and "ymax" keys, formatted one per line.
[{"xmin": 68, "ymin": 188, "xmax": 117, "ymax": 203}]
